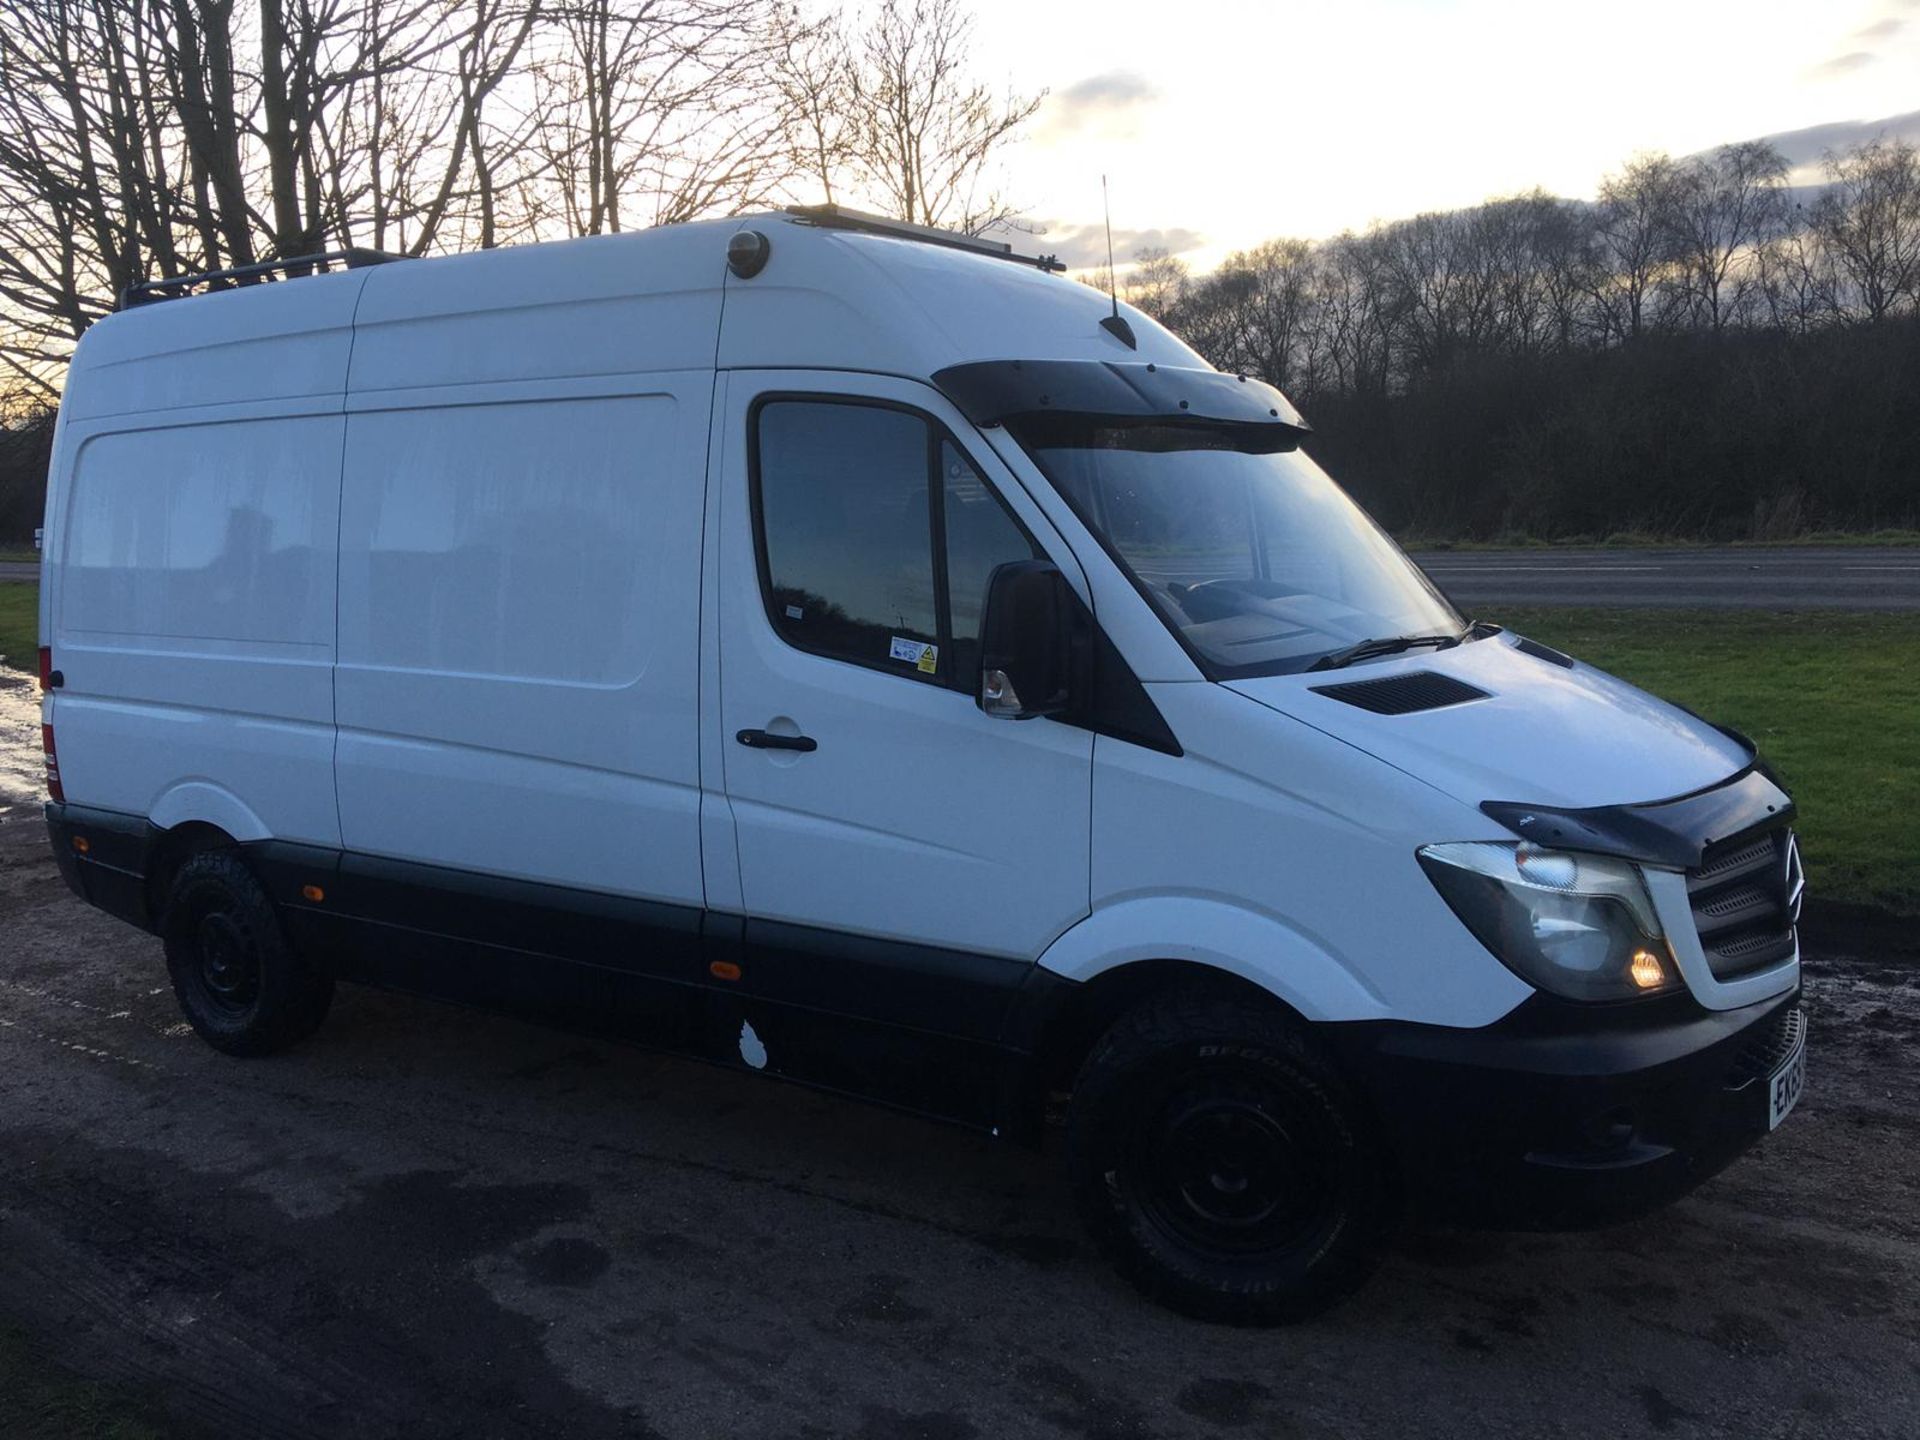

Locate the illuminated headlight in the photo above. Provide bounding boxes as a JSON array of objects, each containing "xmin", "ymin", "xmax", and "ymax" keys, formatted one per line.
[{"xmin": 1418, "ymin": 842, "xmax": 1678, "ymax": 1001}]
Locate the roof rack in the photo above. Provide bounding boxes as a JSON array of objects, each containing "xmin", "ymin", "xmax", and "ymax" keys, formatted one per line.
[
  {"xmin": 119, "ymin": 247, "xmax": 409, "ymax": 310},
  {"xmin": 783, "ymin": 204, "xmax": 1065, "ymax": 273}
]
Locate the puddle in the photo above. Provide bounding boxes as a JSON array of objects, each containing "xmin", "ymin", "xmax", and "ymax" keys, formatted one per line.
[{"xmin": 0, "ymin": 666, "xmax": 44, "ymax": 806}]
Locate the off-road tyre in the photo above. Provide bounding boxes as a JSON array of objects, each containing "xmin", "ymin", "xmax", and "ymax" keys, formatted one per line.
[
  {"xmin": 161, "ymin": 851, "xmax": 333, "ymax": 1056},
  {"xmin": 1067, "ymin": 992, "xmax": 1390, "ymax": 1325}
]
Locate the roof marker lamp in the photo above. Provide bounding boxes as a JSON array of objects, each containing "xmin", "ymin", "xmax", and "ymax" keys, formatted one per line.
[{"xmin": 1417, "ymin": 841, "xmax": 1677, "ymax": 1002}]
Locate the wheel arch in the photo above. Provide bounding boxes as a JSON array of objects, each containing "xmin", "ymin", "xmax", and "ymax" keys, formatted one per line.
[
  {"xmin": 1034, "ymin": 896, "xmax": 1391, "ymax": 1025},
  {"xmin": 148, "ymin": 782, "xmax": 270, "ymax": 844},
  {"xmin": 1010, "ymin": 897, "xmax": 1393, "ymax": 1133},
  {"xmin": 1026, "ymin": 957, "xmax": 1282, "ymax": 1098},
  {"xmin": 145, "ymin": 819, "xmax": 242, "ymax": 926}
]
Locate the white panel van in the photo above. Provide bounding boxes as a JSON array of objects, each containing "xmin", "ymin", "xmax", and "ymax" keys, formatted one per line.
[{"xmin": 38, "ymin": 208, "xmax": 1807, "ymax": 1322}]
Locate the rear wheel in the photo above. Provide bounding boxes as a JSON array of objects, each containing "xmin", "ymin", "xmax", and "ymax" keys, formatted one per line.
[
  {"xmin": 161, "ymin": 852, "xmax": 333, "ymax": 1056},
  {"xmin": 1067, "ymin": 992, "xmax": 1390, "ymax": 1324}
]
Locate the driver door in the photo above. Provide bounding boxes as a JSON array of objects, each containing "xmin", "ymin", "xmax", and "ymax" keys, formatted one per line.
[{"xmin": 715, "ymin": 372, "xmax": 1094, "ymax": 965}]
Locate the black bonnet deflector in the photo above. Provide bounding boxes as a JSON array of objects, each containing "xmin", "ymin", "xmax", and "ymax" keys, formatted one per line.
[{"xmin": 1481, "ymin": 765, "xmax": 1792, "ymax": 871}]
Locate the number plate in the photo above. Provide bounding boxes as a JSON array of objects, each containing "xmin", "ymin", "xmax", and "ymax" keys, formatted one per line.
[{"xmin": 1768, "ymin": 1026, "xmax": 1806, "ymax": 1131}]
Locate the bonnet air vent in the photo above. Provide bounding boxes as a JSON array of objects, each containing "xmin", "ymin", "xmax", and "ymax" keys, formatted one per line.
[
  {"xmin": 1512, "ymin": 635, "xmax": 1575, "ymax": 669},
  {"xmin": 1309, "ymin": 671, "xmax": 1490, "ymax": 716}
]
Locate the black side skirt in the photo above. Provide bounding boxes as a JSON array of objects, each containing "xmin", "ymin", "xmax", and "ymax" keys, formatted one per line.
[{"xmin": 46, "ymin": 805, "xmax": 1071, "ymax": 1136}]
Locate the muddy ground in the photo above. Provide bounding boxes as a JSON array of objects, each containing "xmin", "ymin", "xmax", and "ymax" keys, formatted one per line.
[{"xmin": 1, "ymin": 676, "xmax": 1917, "ymax": 1438}]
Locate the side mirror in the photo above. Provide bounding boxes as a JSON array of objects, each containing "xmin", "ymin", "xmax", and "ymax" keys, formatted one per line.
[{"xmin": 977, "ymin": 560, "xmax": 1077, "ymax": 719}]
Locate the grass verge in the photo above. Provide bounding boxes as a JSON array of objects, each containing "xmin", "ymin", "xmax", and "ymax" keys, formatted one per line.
[
  {"xmin": 1496, "ymin": 607, "xmax": 1920, "ymax": 917},
  {"xmin": 0, "ymin": 581, "xmax": 35, "ymax": 669},
  {"xmin": 0, "ymin": 547, "xmax": 41, "ymax": 563},
  {"xmin": 1401, "ymin": 529, "xmax": 1920, "ymax": 551}
]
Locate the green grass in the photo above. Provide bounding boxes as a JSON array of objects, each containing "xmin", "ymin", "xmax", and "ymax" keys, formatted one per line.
[
  {"xmin": 0, "ymin": 581, "xmax": 35, "ymax": 669},
  {"xmin": 1497, "ymin": 608, "xmax": 1920, "ymax": 917},
  {"xmin": 1401, "ymin": 529, "xmax": 1920, "ymax": 551},
  {"xmin": 0, "ymin": 1325, "xmax": 172, "ymax": 1440},
  {"xmin": 0, "ymin": 546, "xmax": 41, "ymax": 563}
]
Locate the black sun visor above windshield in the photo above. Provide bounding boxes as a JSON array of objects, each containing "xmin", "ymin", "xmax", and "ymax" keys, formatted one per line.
[{"xmin": 932, "ymin": 361, "xmax": 1311, "ymax": 452}]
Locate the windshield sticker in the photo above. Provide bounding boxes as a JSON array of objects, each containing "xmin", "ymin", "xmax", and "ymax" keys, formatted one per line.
[
  {"xmin": 890, "ymin": 636, "xmax": 938, "ymax": 673},
  {"xmin": 785, "ymin": 603, "xmax": 804, "ymax": 620}
]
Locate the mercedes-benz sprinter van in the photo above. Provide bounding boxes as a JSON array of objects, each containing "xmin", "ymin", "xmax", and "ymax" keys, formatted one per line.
[{"xmin": 37, "ymin": 206, "xmax": 1806, "ymax": 1323}]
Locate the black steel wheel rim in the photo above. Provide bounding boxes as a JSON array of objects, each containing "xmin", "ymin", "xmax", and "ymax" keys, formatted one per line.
[
  {"xmin": 1131, "ymin": 1066, "xmax": 1341, "ymax": 1259},
  {"xmin": 194, "ymin": 909, "xmax": 259, "ymax": 1016}
]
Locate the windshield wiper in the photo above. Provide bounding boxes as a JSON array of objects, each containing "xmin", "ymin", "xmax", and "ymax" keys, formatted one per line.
[{"xmin": 1307, "ymin": 631, "xmax": 1465, "ymax": 673}]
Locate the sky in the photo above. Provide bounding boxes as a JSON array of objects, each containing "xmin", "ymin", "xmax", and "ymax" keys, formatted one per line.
[{"xmin": 952, "ymin": 0, "xmax": 1920, "ymax": 271}]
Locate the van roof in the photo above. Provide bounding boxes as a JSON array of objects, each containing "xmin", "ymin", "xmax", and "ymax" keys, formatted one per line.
[{"xmin": 63, "ymin": 213, "xmax": 1204, "ymax": 421}]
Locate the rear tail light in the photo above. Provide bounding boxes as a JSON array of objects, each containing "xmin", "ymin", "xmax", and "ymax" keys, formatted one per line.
[
  {"xmin": 38, "ymin": 646, "xmax": 53, "ymax": 690},
  {"xmin": 42, "ymin": 723, "xmax": 64, "ymax": 803}
]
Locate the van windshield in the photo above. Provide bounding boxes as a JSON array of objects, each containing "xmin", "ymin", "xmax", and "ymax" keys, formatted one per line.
[{"xmin": 1016, "ymin": 421, "xmax": 1463, "ymax": 678}]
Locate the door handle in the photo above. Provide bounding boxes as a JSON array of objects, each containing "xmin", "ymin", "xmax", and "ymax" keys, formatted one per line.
[{"xmin": 736, "ymin": 728, "xmax": 817, "ymax": 753}]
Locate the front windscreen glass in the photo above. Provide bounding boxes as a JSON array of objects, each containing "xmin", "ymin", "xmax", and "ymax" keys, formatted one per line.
[{"xmin": 1017, "ymin": 422, "xmax": 1463, "ymax": 678}]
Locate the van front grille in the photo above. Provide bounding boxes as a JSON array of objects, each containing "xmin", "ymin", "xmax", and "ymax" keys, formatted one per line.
[{"xmin": 1687, "ymin": 827, "xmax": 1800, "ymax": 981}]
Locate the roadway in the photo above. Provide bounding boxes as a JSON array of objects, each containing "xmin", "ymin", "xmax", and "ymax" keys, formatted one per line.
[{"xmin": 1408, "ymin": 546, "xmax": 1920, "ymax": 611}]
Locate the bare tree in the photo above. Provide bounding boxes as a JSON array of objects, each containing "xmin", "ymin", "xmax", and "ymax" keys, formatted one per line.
[
  {"xmin": 1307, "ymin": 229, "xmax": 1397, "ymax": 398},
  {"xmin": 1592, "ymin": 153, "xmax": 1679, "ymax": 343},
  {"xmin": 531, "ymin": 0, "xmax": 798, "ymax": 236},
  {"xmin": 1754, "ymin": 225, "xmax": 1836, "ymax": 333},
  {"xmin": 0, "ymin": 0, "xmax": 188, "ymax": 386},
  {"xmin": 842, "ymin": 0, "xmax": 1041, "ymax": 234},
  {"xmin": 1180, "ymin": 237, "xmax": 1316, "ymax": 389},
  {"xmin": 1814, "ymin": 138, "xmax": 1920, "ymax": 323},
  {"xmin": 771, "ymin": 2, "xmax": 851, "ymax": 204},
  {"xmin": 1665, "ymin": 140, "xmax": 1789, "ymax": 334},
  {"xmin": 1125, "ymin": 247, "xmax": 1189, "ymax": 320}
]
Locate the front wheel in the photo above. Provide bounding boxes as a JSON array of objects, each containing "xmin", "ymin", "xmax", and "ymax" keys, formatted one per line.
[{"xmin": 1067, "ymin": 992, "xmax": 1390, "ymax": 1324}]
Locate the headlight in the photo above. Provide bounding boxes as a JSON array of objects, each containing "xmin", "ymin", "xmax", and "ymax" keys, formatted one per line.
[{"xmin": 1418, "ymin": 841, "xmax": 1677, "ymax": 1002}]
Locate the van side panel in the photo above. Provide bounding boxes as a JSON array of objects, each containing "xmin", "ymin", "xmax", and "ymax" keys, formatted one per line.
[
  {"xmin": 346, "ymin": 229, "xmax": 722, "ymax": 392},
  {"xmin": 60, "ymin": 275, "xmax": 362, "ymax": 423},
  {"xmin": 52, "ymin": 408, "xmax": 345, "ymax": 847},
  {"xmin": 333, "ymin": 380, "xmax": 710, "ymax": 905}
]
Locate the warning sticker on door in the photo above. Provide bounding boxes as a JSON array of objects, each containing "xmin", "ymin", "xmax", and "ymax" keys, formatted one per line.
[{"xmin": 890, "ymin": 636, "xmax": 938, "ymax": 673}]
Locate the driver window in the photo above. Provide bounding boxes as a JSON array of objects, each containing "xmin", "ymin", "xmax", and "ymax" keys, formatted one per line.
[{"xmin": 754, "ymin": 399, "xmax": 1041, "ymax": 689}]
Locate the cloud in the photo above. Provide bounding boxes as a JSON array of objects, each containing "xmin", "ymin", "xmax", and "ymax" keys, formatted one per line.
[
  {"xmin": 1024, "ymin": 219, "xmax": 1206, "ymax": 270},
  {"xmin": 1804, "ymin": 8, "xmax": 1911, "ymax": 80},
  {"xmin": 1037, "ymin": 70, "xmax": 1161, "ymax": 141},
  {"xmin": 1742, "ymin": 107, "xmax": 1920, "ymax": 169},
  {"xmin": 1806, "ymin": 50, "xmax": 1876, "ymax": 79},
  {"xmin": 1057, "ymin": 70, "xmax": 1157, "ymax": 110}
]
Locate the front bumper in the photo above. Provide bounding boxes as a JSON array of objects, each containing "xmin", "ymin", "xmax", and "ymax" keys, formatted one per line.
[{"xmin": 1327, "ymin": 987, "xmax": 1804, "ymax": 1229}]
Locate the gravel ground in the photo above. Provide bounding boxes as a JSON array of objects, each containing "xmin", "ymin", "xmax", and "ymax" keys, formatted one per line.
[{"xmin": 1, "ymin": 669, "xmax": 1916, "ymax": 1439}]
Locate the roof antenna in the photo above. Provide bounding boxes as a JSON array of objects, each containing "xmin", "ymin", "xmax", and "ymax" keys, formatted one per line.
[{"xmin": 1098, "ymin": 175, "xmax": 1137, "ymax": 350}]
